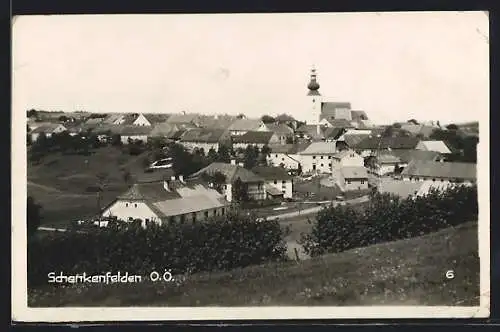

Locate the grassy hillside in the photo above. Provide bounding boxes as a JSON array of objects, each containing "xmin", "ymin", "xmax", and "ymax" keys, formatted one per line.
[
  {"xmin": 28, "ymin": 221, "xmax": 479, "ymax": 307},
  {"xmin": 27, "ymin": 146, "xmax": 149, "ymax": 226}
]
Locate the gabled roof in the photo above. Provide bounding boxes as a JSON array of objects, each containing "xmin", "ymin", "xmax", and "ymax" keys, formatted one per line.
[
  {"xmin": 389, "ymin": 149, "xmax": 442, "ymax": 164},
  {"xmin": 102, "ymin": 114, "xmax": 125, "ymax": 124},
  {"xmin": 416, "ymin": 140, "xmax": 452, "ymax": 154},
  {"xmin": 120, "ymin": 114, "xmax": 140, "ymax": 125},
  {"xmin": 251, "ymin": 166, "xmax": 292, "ymax": 180},
  {"xmin": 117, "ymin": 183, "xmax": 181, "ymax": 201},
  {"xmin": 166, "ymin": 113, "xmax": 200, "ymax": 124},
  {"xmin": 169, "ymin": 129, "xmax": 187, "ymax": 140},
  {"xmin": 268, "ymin": 143, "xmax": 311, "ymax": 154},
  {"xmin": 134, "ymin": 169, "xmax": 175, "ymax": 183},
  {"xmin": 119, "ymin": 125, "xmax": 153, "ymax": 136},
  {"xmin": 149, "ymin": 122, "xmax": 179, "ymax": 137},
  {"xmin": 179, "ymin": 128, "xmax": 228, "ymax": 143},
  {"xmin": 232, "ymin": 131, "xmax": 275, "ymax": 144},
  {"xmin": 196, "ymin": 115, "xmax": 238, "ymax": 129},
  {"xmin": 354, "ymin": 136, "xmax": 421, "ymax": 150},
  {"xmin": 401, "ymin": 160, "xmax": 476, "ymax": 180},
  {"xmin": 143, "ymin": 114, "xmax": 170, "ymax": 124},
  {"xmin": 342, "ymin": 134, "xmax": 372, "ymax": 147},
  {"xmin": 298, "ymin": 142, "xmax": 337, "ymax": 155},
  {"xmin": 228, "ymin": 118, "xmax": 262, "ymax": 131},
  {"xmin": 31, "ymin": 123, "xmax": 66, "ymax": 133},
  {"xmin": 191, "ymin": 162, "xmax": 263, "ymax": 183},
  {"xmin": 295, "ymin": 124, "xmax": 326, "ymax": 140},
  {"xmin": 262, "ymin": 123, "xmax": 294, "ymax": 135},
  {"xmin": 340, "ymin": 166, "xmax": 368, "ymax": 179},
  {"xmin": 324, "ymin": 127, "xmax": 345, "ymax": 140}
]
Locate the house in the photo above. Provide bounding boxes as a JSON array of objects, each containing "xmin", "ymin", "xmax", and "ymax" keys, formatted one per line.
[
  {"xmin": 101, "ymin": 176, "xmax": 230, "ymax": 226},
  {"xmin": 274, "ymin": 114, "xmax": 299, "ymax": 129},
  {"xmin": 295, "ymin": 124, "xmax": 327, "ymax": 141},
  {"xmin": 232, "ymin": 131, "xmax": 280, "ymax": 150},
  {"xmin": 119, "ymin": 125, "xmax": 153, "ymax": 144},
  {"xmin": 227, "ymin": 118, "xmax": 263, "ymax": 136},
  {"xmin": 267, "ymin": 143, "xmax": 310, "ymax": 170},
  {"xmin": 389, "ymin": 149, "xmax": 444, "ymax": 166},
  {"xmin": 323, "ymin": 127, "xmax": 347, "ymax": 142},
  {"xmin": 191, "ymin": 162, "xmax": 266, "ymax": 202},
  {"xmin": 142, "ymin": 114, "xmax": 170, "ymax": 126},
  {"xmin": 400, "ymin": 160, "xmax": 477, "ymax": 184},
  {"xmin": 353, "ymin": 136, "xmax": 421, "ymax": 157},
  {"xmin": 165, "ymin": 113, "xmax": 201, "ymax": 127},
  {"xmin": 399, "ymin": 123, "xmax": 437, "ymax": 138},
  {"xmin": 84, "ymin": 117, "xmax": 105, "ymax": 126},
  {"xmin": 337, "ymin": 166, "xmax": 369, "ymax": 192},
  {"xmin": 369, "ymin": 154, "xmax": 402, "ymax": 176},
  {"xmin": 330, "ymin": 149, "xmax": 365, "ymax": 174},
  {"xmin": 258, "ymin": 123, "xmax": 294, "ymax": 144},
  {"xmin": 102, "ymin": 114, "xmax": 125, "ymax": 125},
  {"xmin": 251, "ymin": 166, "xmax": 293, "ymax": 199},
  {"xmin": 415, "ymin": 140, "xmax": 452, "ymax": 154},
  {"xmin": 197, "ymin": 114, "xmax": 238, "ymax": 130},
  {"xmin": 30, "ymin": 123, "xmax": 67, "ymax": 141},
  {"xmin": 178, "ymin": 128, "xmax": 231, "ymax": 153},
  {"xmin": 297, "ymin": 141, "xmax": 337, "ymax": 174},
  {"xmin": 148, "ymin": 122, "xmax": 179, "ymax": 138}
]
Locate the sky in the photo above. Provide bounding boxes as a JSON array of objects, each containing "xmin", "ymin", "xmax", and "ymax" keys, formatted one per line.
[{"xmin": 12, "ymin": 11, "xmax": 489, "ymax": 125}]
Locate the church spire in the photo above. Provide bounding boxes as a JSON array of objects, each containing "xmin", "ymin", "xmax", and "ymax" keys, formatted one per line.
[{"xmin": 307, "ymin": 66, "xmax": 321, "ymax": 96}]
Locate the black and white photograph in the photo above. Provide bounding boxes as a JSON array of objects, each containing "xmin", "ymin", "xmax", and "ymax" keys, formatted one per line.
[{"xmin": 12, "ymin": 11, "xmax": 490, "ymax": 321}]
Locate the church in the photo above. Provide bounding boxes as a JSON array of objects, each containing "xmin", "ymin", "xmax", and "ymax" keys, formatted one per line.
[{"xmin": 304, "ymin": 67, "xmax": 372, "ymax": 132}]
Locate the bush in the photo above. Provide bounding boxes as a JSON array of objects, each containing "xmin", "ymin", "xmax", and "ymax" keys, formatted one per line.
[
  {"xmin": 27, "ymin": 211, "xmax": 289, "ymax": 288},
  {"xmin": 299, "ymin": 185, "xmax": 478, "ymax": 257}
]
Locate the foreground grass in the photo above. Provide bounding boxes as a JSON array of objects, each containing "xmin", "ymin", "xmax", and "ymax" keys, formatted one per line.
[{"xmin": 29, "ymin": 221, "xmax": 479, "ymax": 307}]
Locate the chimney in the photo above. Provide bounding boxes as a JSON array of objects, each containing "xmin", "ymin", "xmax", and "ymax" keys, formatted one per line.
[
  {"xmin": 230, "ymin": 159, "xmax": 236, "ymax": 165},
  {"xmin": 170, "ymin": 175, "xmax": 176, "ymax": 181},
  {"xmin": 179, "ymin": 175, "xmax": 184, "ymax": 183},
  {"xmin": 163, "ymin": 180, "xmax": 170, "ymax": 192}
]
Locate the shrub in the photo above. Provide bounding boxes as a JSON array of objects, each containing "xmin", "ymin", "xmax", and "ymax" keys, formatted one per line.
[
  {"xmin": 299, "ymin": 185, "xmax": 478, "ymax": 257},
  {"xmin": 27, "ymin": 211, "xmax": 289, "ymax": 288}
]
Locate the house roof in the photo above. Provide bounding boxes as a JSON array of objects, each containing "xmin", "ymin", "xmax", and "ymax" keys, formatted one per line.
[
  {"xmin": 102, "ymin": 114, "xmax": 125, "ymax": 124},
  {"xmin": 228, "ymin": 118, "xmax": 262, "ymax": 131},
  {"xmin": 342, "ymin": 134, "xmax": 372, "ymax": 147},
  {"xmin": 340, "ymin": 166, "xmax": 368, "ymax": 179},
  {"xmin": 165, "ymin": 113, "xmax": 200, "ymax": 124},
  {"xmin": 298, "ymin": 142, "xmax": 337, "ymax": 155},
  {"xmin": 134, "ymin": 169, "xmax": 175, "ymax": 183},
  {"xmin": 263, "ymin": 123, "xmax": 294, "ymax": 135},
  {"xmin": 389, "ymin": 150, "xmax": 441, "ymax": 164},
  {"xmin": 324, "ymin": 127, "xmax": 345, "ymax": 139},
  {"xmin": 232, "ymin": 131, "xmax": 275, "ymax": 144},
  {"xmin": 417, "ymin": 140, "xmax": 452, "ymax": 154},
  {"xmin": 179, "ymin": 128, "xmax": 227, "ymax": 143},
  {"xmin": 31, "ymin": 123, "xmax": 65, "ymax": 133},
  {"xmin": 376, "ymin": 154, "xmax": 401, "ymax": 164},
  {"xmin": 117, "ymin": 183, "xmax": 181, "ymax": 201},
  {"xmin": 119, "ymin": 125, "xmax": 153, "ymax": 136},
  {"xmin": 268, "ymin": 143, "xmax": 311, "ymax": 154},
  {"xmin": 149, "ymin": 122, "xmax": 179, "ymax": 137},
  {"xmin": 251, "ymin": 166, "xmax": 292, "ymax": 180},
  {"xmin": 401, "ymin": 160, "xmax": 477, "ymax": 180},
  {"xmin": 191, "ymin": 162, "xmax": 263, "ymax": 183},
  {"xmin": 354, "ymin": 136, "xmax": 421, "ymax": 150},
  {"xmin": 332, "ymin": 149, "xmax": 360, "ymax": 160},
  {"xmin": 295, "ymin": 124, "xmax": 326, "ymax": 140},
  {"xmin": 266, "ymin": 186, "xmax": 284, "ymax": 196},
  {"xmin": 152, "ymin": 189, "xmax": 227, "ymax": 217},
  {"xmin": 143, "ymin": 114, "xmax": 170, "ymax": 124},
  {"xmin": 196, "ymin": 115, "xmax": 237, "ymax": 129}
]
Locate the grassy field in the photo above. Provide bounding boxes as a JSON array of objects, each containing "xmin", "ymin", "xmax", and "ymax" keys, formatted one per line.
[
  {"xmin": 28, "ymin": 221, "xmax": 479, "ymax": 307},
  {"xmin": 27, "ymin": 146, "xmax": 149, "ymax": 226}
]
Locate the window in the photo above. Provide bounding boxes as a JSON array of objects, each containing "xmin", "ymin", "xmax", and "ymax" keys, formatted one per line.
[
  {"xmin": 282, "ymin": 158, "xmax": 284, "ymax": 161},
  {"xmin": 361, "ymin": 180, "xmax": 365, "ymax": 184},
  {"xmin": 180, "ymin": 215, "xmax": 185, "ymax": 223},
  {"xmin": 223, "ymin": 185, "xmax": 227, "ymax": 190},
  {"xmin": 321, "ymin": 156, "xmax": 324, "ymax": 159},
  {"xmin": 328, "ymin": 156, "xmax": 332, "ymax": 159},
  {"xmin": 204, "ymin": 211, "xmax": 209, "ymax": 218},
  {"xmin": 312, "ymin": 156, "xmax": 316, "ymax": 159},
  {"xmin": 313, "ymin": 165, "xmax": 316, "ymax": 170},
  {"xmin": 432, "ymin": 178, "xmax": 436, "ymax": 182},
  {"xmin": 134, "ymin": 204, "xmax": 137, "ymax": 208},
  {"xmin": 321, "ymin": 164, "xmax": 324, "ymax": 167},
  {"xmin": 192, "ymin": 213, "xmax": 196, "ymax": 223},
  {"xmin": 222, "ymin": 208, "xmax": 225, "ymax": 215},
  {"xmin": 275, "ymin": 154, "xmax": 278, "ymax": 158},
  {"xmin": 125, "ymin": 203, "xmax": 129, "ymax": 207},
  {"xmin": 347, "ymin": 180, "xmax": 352, "ymax": 184},
  {"xmin": 282, "ymin": 180, "xmax": 286, "ymax": 184},
  {"xmin": 274, "ymin": 180, "xmax": 277, "ymax": 184},
  {"xmin": 169, "ymin": 216, "xmax": 175, "ymax": 224},
  {"xmin": 213, "ymin": 210, "xmax": 217, "ymax": 216}
]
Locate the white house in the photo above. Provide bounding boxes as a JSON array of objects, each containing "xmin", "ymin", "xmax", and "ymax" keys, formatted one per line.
[
  {"xmin": 338, "ymin": 166, "xmax": 369, "ymax": 192},
  {"xmin": 30, "ymin": 123, "xmax": 67, "ymax": 142},
  {"xmin": 266, "ymin": 143, "xmax": 310, "ymax": 170},
  {"xmin": 252, "ymin": 166, "xmax": 293, "ymax": 199},
  {"xmin": 178, "ymin": 128, "xmax": 231, "ymax": 153},
  {"xmin": 297, "ymin": 141, "xmax": 337, "ymax": 174},
  {"xmin": 330, "ymin": 149, "xmax": 364, "ymax": 174},
  {"xmin": 101, "ymin": 176, "xmax": 230, "ymax": 226},
  {"xmin": 371, "ymin": 154, "xmax": 402, "ymax": 176},
  {"xmin": 191, "ymin": 162, "xmax": 267, "ymax": 202}
]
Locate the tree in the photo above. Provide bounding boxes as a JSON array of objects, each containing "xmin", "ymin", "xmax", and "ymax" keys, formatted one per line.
[
  {"xmin": 27, "ymin": 109, "xmax": 38, "ymax": 118},
  {"xmin": 58, "ymin": 115, "xmax": 68, "ymax": 122},
  {"xmin": 407, "ymin": 119, "xmax": 419, "ymax": 125},
  {"xmin": 207, "ymin": 148, "xmax": 218, "ymax": 162},
  {"xmin": 96, "ymin": 172, "xmax": 109, "ymax": 216},
  {"xmin": 111, "ymin": 134, "xmax": 122, "ymax": 146},
  {"xmin": 261, "ymin": 144, "xmax": 271, "ymax": 156},
  {"xmin": 261, "ymin": 115, "xmax": 275, "ymax": 124},
  {"xmin": 297, "ymin": 163, "xmax": 302, "ymax": 175},
  {"xmin": 382, "ymin": 126, "xmax": 394, "ymax": 138},
  {"xmin": 27, "ymin": 196, "xmax": 42, "ymax": 238},
  {"xmin": 446, "ymin": 124, "xmax": 459, "ymax": 131},
  {"xmin": 243, "ymin": 145, "xmax": 259, "ymax": 169},
  {"xmin": 392, "ymin": 123, "xmax": 402, "ymax": 129},
  {"xmin": 232, "ymin": 177, "xmax": 249, "ymax": 203},
  {"xmin": 201, "ymin": 171, "xmax": 227, "ymax": 193},
  {"xmin": 236, "ymin": 113, "xmax": 246, "ymax": 119},
  {"xmin": 217, "ymin": 144, "xmax": 231, "ymax": 163}
]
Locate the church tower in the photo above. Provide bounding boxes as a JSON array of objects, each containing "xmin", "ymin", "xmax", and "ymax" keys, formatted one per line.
[{"xmin": 307, "ymin": 66, "xmax": 322, "ymax": 136}]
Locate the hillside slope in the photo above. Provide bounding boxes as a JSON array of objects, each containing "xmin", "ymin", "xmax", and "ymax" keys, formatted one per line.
[{"xmin": 29, "ymin": 221, "xmax": 480, "ymax": 307}]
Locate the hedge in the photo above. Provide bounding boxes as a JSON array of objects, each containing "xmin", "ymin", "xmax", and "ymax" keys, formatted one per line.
[
  {"xmin": 28, "ymin": 211, "xmax": 290, "ymax": 288},
  {"xmin": 299, "ymin": 185, "xmax": 478, "ymax": 257}
]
